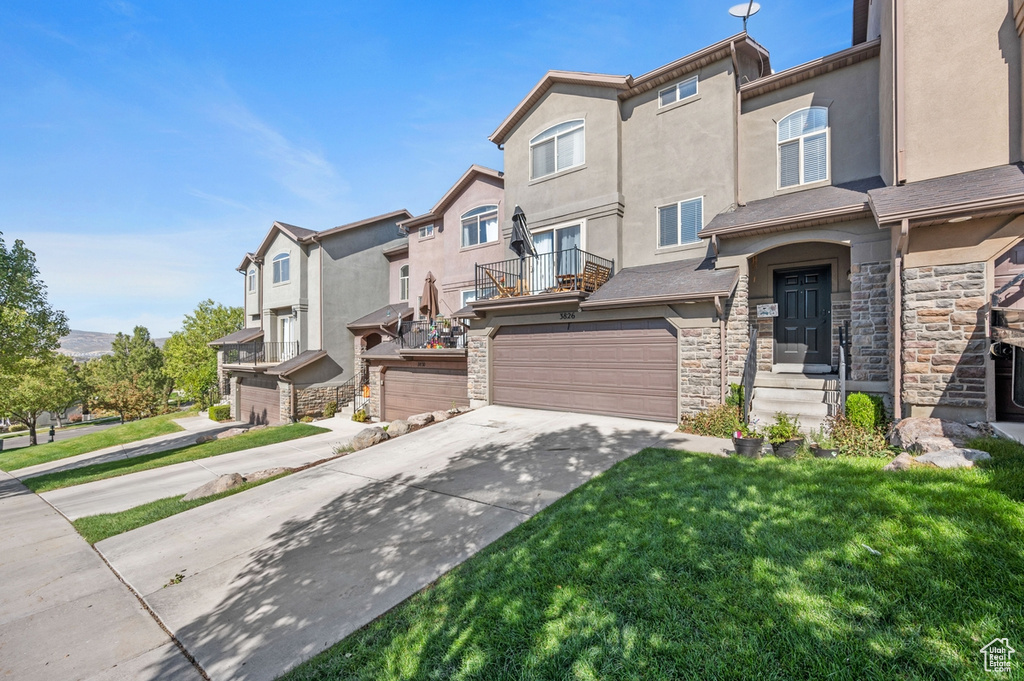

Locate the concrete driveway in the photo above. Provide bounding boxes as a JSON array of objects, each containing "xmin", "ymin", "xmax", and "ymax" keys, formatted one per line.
[{"xmin": 96, "ymin": 406, "xmax": 676, "ymax": 681}]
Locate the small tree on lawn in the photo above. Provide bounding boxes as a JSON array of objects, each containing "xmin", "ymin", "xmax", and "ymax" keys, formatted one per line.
[
  {"xmin": 163, "ymin": 300, "xmax": 242, "ymax": 408},
  {"xmin": 89, "ymin": 326, "xmax": 169, "ymax": 422},
  {"xmin": 0, "ymin": 354, "xmax": 83, "ymax": 445}
]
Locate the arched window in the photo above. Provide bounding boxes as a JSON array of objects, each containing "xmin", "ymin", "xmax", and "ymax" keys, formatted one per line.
[
  {"xmin": 248, "ymin": 268, "xmax": 256, "ymax": 292},
  {"xmin": 461, "ymin": 205, "xmax": 499, "ymax": 248},
  {"xmin": 778, "ymin": 107, "xmax": 828, "ymax": 188},
  {"xmin": 530, "ymin": 120, "xmax": 585, "ymax": 179},
  {"xmin": 272, "ymin": 253, "xmax": 290, "ymax": 284},
  {"xmin": 399, "ymin": 264, "xmax": 409, "ymax": 301}
]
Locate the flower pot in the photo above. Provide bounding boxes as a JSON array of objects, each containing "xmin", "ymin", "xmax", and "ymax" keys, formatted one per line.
[
  {"xmin": 732, "ymin": 436, "xmax": 764, "ymax": 459},
  {"xmin": 772, "ymin": 438, "xmax": 805, "ymax": 459},
  {"xmin": 812, "ymin": 445, "xmax": 838, "ymax": 459}
]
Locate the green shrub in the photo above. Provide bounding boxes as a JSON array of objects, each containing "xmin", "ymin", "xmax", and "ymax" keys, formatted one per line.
[
  {"xmin": 9, "ymin": 423, "xmax": 28, "ymax": 432},
  {"xmin": 352, "ymin": 409, "xmax": 368, "ymax": 423},
  {"xmin": 725, "ymin": 383, "xmax": 744, "ymax": 408},
  {"xmin": 765, "ymin": 412, "xmax": 801, "ymax": 444},
  {"xmin": 299, "ymin": 415, "xmax": 314, "ymax": 423},
  {"xmin": 679, "ymin": 404, "xmax": 742, "ymax": 439},
  {"xmin": 323, "ymin": 400, "xmax": 338, "ymax": 418},
  {"xmin": 208, "ymin": 405, "xmax": 231, "ymax": 422},
  {"xmin": 845, "ymin": 393, "xmax": 887, "ymax": 431},
  {"xmin": 827, "ymin": 415, "xmax": 890, "ymax": 457}
]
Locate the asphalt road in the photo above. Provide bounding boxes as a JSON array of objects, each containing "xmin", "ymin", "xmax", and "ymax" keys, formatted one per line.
[{"xmin": 1, "ymin": 420, "xmax": 123, "ymax": 452}]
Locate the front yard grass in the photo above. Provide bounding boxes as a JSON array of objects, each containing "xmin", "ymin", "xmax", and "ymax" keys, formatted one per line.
[
  {"xmin": 0, "ymin": 411, "xmax": 188, "ymax": 472},
  {"xmin": 282, "ymin": 444, "xmax": 1024, "ymax": 681},
  {"xmin": 24, "ymin": 423, "xmax": 329, "ymax": 493}
]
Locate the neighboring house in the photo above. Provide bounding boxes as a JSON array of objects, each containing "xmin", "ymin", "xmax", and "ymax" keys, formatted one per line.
[
  {"xmin": 461, "ymin": 0, "xmax": 1024, "ymax": 427},
  {"xmin": 212, "ymin": 212, "xmax": 410, "ymax": 425},
  {"xmin": 353, "ymin": 165, "xmax": 505, "ymax": 420}
]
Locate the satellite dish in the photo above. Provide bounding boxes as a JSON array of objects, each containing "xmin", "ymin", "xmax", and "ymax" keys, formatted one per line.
[{"xmin": 729, "ymin": 2, "xmax": 761, "ymax": 30}]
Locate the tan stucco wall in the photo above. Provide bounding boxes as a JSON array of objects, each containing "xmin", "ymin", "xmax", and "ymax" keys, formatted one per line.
[
  {"xmin": 715, "ymin": 217, "xmax": 889, "ymax": 270},
  {"xmin": 740, "ymin": 56, "xmax": 881, "ymax": 204},
  {"xmin": 904, "ymin": 215, "xmax": 1024, "ymax": 268},
  {"xmin": 438, "ymin": 175, "xmax": 505, "ymax": 314},
  {"xmin": 260, "ymin": 231, "xmax": 312, "ymax": 349},
  {"xmin": 388, "ymin": 252, "xmax": 409, "ymax": 306},
  {"xmin": 243, "ymin": 262, "xmax": 260, "ymax": 328}
]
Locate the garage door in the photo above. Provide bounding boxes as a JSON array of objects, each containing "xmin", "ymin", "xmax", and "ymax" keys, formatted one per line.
[
  {"xmin": 383, "ymin": 366, "xmax": 470, "ymax": 421},
  {"xmin": 492, "ymin": 320, "xmax": 678, "ymax": 422},
  {"xmin": 239, "ymin": 375, "xmax": 281, "ymax": 425}
]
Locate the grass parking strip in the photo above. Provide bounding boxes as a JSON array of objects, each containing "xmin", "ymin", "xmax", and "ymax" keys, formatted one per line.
[
  {"xmin": 1, "ymin": 411, "xmax": 189, "ymax": 472},
  {"xmin": 24, "ymin": 423, "xmax": 329, "ymax": 493}
]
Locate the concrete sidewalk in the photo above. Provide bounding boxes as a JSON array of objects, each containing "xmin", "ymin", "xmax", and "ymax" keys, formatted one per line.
[
  {"xmin": 12, "ymin": 415, "xmax": 243, "ymax": 481},
  {"xmin": 0, "ymin": 471, "xmax": 200, "ymax": 681},
  {"xmin": 97, "ymin": 406, "xmax": 676, "ymax": 681},
  {"xmin": 42, "ymin": 419, "xmax": 370, "ymax": 520}
]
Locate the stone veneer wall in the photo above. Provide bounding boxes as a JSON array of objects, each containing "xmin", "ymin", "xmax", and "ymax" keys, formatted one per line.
[
  {"xmin": 368, "ymin": 365, "xmax": 384, "ymax": 418},
  {"xmin": 901, "ymin": 262, "xmax": 987, "ymax": 410},
  {"xmin": 279, "ymin": 381, "xmax": 294, "ymax": 423},
  {"xmin": 228, "ymin": 376, "xmax": 239, "ymax": 419},
  {"xmin": 850, "ymin": 261, "xmax": 891, "ymax": 383},
  {"xmin": 295, "ymin": 385, "xmax": 348, "ymax": 418},
  {"xmin": 725, "ymin": 274, "xmax": 751, "ymax": 383},
  {"xmin": 679, "ymin": 327, "xmax": 722, "ymax": 415},
  {"xmin": 467, "ymin": 335, "xmax": 488, "ymax": 401}
]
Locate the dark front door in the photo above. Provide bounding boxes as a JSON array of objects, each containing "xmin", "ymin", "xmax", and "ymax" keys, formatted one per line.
[{"xmin": 774, "ymin": 266, "xmax": 831, "ymax": 367}]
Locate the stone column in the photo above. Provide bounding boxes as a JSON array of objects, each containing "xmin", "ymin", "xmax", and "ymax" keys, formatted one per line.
[
  {"xmin": 369, "ymin": 365, "xmax": 384, "ymax": 418},
  {"xmin": 279, "ymin": 380, "xmax": 295, "ymax": 423},
  {"xmin": 467, "ymin": 334, "xmax": 488, "ymax": 408},
  {"xmin": 850, "ymin": 261, "xmax": 892, "ymax": 383},
  {"xmin": 725, "ymin": 274, "xmax": 751, "ymax": 384},
  {"xmin": 679, "ymin": 327, "xmax": 722, "ymax": 416},
  {"xmin": 228, "ymin": 376, "xmax": 240, "ymax": 420}
]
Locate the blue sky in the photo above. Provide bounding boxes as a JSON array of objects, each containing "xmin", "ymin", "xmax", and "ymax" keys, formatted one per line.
[{"xmin": 0, "ymin": 1, "xmax": 853, "ymax": 335}]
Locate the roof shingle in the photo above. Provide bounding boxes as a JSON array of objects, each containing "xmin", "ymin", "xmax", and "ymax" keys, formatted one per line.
[
  {"xmin": 582, "ymin": 257, "xmax": 738, "ymax": 309},
  {"xmin": 869, "ymin": 164, "xmax": 1024, "ymax": 224}
]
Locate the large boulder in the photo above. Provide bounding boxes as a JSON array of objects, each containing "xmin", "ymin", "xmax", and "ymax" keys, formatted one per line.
[
  {"xmin": 407, "ymin": 412, "xmax": 434, "ymax": 430},
  {"xmin": 182, "ymin": 473, "xmax": 244, "ymax": 501},
  {"xmin": 243, "ymin": 467, "xmax": 292, "ymax": 483},
  {"xmin": 216, "ymin": 427, "xmax": 249, "ymax": 440},
  {"xmin": 351, "ymin": 426, "xmax": 389, "ymax": 451},
  {"xmin": 195, "ymin": 434, "xmax": 217, "ymax": 445},
  {"xmin": 915, "ymin": 448, "xmax": 992, "ymax": 469},
  {"xmin": 889, "ymin": 418, "xmax": 983, "ymax": 450},
  {"xmin": 882, "ymin": 453, "xmax": 919, "ymax": 471},
  {"xmin": 431, "ymin": 410, "xmax": 449, "ymax": 423},
  {"xmin": 387, "ymin": 420, "xmax": 411, "ymax": 437}
]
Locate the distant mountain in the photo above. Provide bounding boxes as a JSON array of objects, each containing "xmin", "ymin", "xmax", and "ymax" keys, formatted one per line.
[{"xmin": 58, "ymin": 330, "xmax": 168, "ymax": 360}]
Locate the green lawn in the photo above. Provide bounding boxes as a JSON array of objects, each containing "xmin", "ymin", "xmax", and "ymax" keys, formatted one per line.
[
  {"xmin": 74, "ymin": 472, "xmax": 291, "ymax": 544},
  {"xmin": 282, "ymin": 442, "xmax": 1024, "ymax": 681},
  {"xmin": 0, "ymin": 412, "xmax": 187, "ymax": 472},
  {"xmin": 24, "ymin": 423, "xmax": 329, "ymax": 493}
]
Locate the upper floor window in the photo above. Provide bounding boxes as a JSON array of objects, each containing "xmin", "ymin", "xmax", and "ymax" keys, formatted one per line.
[
  {"xmin": 658, "ymin": 197, "xmax": 702, "ymax": 248},
  {"xmin": 399, "ymin": 265, "xmax": 409, "ymax": 301},
  {"xmin": 248, "ymin": 269, "xmax": 256, "ymax": 292},
  {"xmin": 461, "ymin": 205, "xmax": 498, "ymax": 248},
  {"xmin": 461, "ymin": 290, "xmax": 476, "ymax": 307},
  {"xmin": 659, "ymin": 75, "xmax": 698, "ymax": 107},
  {"xmin": 272, "ymin": 252, "xmax": 290, "ymax": 284},
  {"xmin": 778, "ymin": 107, "xmax": 829, "ymax": 188},
  {"xmin": 418, "ymin": 224, "xmax": 434, "ymax": 239},
  {"xmin": 530, "ymin": 120, "xmax": 584, "ymax": 180}
]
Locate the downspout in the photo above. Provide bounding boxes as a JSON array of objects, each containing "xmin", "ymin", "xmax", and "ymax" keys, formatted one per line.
[
  {"xmin": 894, "ymin": 0, "xmax": 906, "ymax": 184},
  {"xmin": 729, "ymin": 41, "xmax": 744, "ymax": 207},
  {"xmin": 715, "ymin": 295, "xmax": 727, "ymax": 404},
  {"xmin": 892, "ymin": 218, "xmax": 909, "ymax": 420}
]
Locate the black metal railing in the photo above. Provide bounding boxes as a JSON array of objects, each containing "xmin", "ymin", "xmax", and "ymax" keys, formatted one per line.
[
  {"xmin": 475, "ymin": 247, "xmax": 614, "ymax": 301},
  {"xmin": 221, "ymin": 341, "xmax": 299, "ymax": 365},
  {"xmin": 399, "ymin": 319, "xmax": 467, "ymax": 350},
  {"xmin": 741, "ymin": 327, "xmax": 758, "ymax": 424}
]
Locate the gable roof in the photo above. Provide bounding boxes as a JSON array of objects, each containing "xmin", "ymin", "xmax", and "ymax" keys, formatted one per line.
[
  {"xmin": 739, "ymin": 39, "xmax": 880, "ymax": 100},
  {"xmin": 703, "ymin": 177, "xmax": 885, "ymax": 238},
  {"xmin": 398, "ymin": 166, "xmax": 504, "ymax": 230},
  {"xmin": 869, "ymin": 164, "xmax": 1024, "ymax": 226},
  {"xmin": 489, "ymin": 33, "xmax": 769, "ymax": 145},
  {"xmin": 244, "ymin": 221, "xmax": 317, "ymax": 267},
  {"xmin": 314, "ymin": 209, "xmax": 412, "ymax": 240},
  {"xmin": 581, "ymin": 257, "xmax": 738, "ymax": 310},
  {"xmin": 347, "ymin": 303, "xmax": 413, "ymax": 330}
]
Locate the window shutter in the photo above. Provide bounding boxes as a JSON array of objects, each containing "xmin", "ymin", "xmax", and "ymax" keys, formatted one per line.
[
  {"xmin": 532, "ymin": 139, "xmax": 555, "ymax": 178},
  {"xmin": 679, "ymin": 198, "xmax": 701, "ymax": 243},
  {"xmin": 803, "ymin": 132, "xmax": 828, "ymax": 183},
  {"xmin": 658, "ymin": 204, "xmax": 678, "ymax": 247},
  {"xmin": 779, "ymin": 140, "xmax": 800, "ymax": 187}
]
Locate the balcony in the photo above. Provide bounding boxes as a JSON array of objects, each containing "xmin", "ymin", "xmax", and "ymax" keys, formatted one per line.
[
  {"xmin": 221, "ymin": 341, "xmax": 299, "ymax": 366},
  {"xmin": 475, "ymin": 247, "xmax": 614, "ymax": 302},
  {"xmin": 398, "ymin": 319, "xmax": 466, "ymax": 351}
]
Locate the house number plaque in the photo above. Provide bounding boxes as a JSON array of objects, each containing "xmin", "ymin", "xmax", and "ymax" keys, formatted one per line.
[{"xmin": 757, "ymin": 303, "xmax": 779, "ymax": 318}]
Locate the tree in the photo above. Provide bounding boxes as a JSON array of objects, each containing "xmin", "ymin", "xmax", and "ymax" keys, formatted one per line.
[
  {"xmin": 0, "ymin": 354, "xmax": 83, "ymax": 445},
  {"xmin": 0, "ymin": 232, "xmax": 69, "ymax": 372},
  {"xmin": 89, "ymin": 326, "xmax": 169, "ymax": 422},
  {"xmin": 163, "ymin": 300, "xmax": 242, "ymax": 408}
]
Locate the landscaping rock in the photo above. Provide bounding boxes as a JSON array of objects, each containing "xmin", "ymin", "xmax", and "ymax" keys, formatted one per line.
[
  {"xmin": 407, "ymin": 412, "xmax": 434, "ymax": 430},
  {"xmin": 888, "ymin": 417, "xmax": 982, "ymax": 450},
  {"xmin": 351, "ymin": 426, "xmax": 389, "ymax": 451},
  {"xmin": 216, "ymin": 427, "xmax": 248, "ymax": 440},
  {"xmin": 243, "ymin": 467, "xmax": 291, "ymax": 483},
  {"xmin": 882, "ymin": 453, "xmax": 921, "ymax": 471},
  {"xmin": 195, "ymin": 434, "xmax": 217, "ymax": 445},
  {"xmin": 387, "ymin": 420, "xmax": 411, "ymax": 437},
  {"xmin": 182, "ymin": 473, "xmax": 244, "ymax": 501},
  {"xmin": 915, "ymin": 448, "xmax": 991, "ymax": 469},
  {"xmin": 431, "ymin": 410, "xmax": 449, "ymax": 423},
  {"xmin": 908, "ymin": 436, "xmax": 959, "ymax": 454}
]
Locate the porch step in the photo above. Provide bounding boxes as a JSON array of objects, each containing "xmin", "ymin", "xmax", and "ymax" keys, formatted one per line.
[
  {"xmin": 749, "ymin": 410, "xmax": 829, "ymax": 435},
  {"xmin": 748, "ymin": 374, "xmax": 841, "ymax": 436},
  {"xmin": 753, "ymin": 387, "xmax": 836, "ymax": 405},
  {"xmin": 753, "ymin": 373, "xmax": 840, "ymax": 390}
]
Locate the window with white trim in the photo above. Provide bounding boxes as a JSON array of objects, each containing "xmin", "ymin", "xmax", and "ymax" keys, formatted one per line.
[
  {"xmin": 530, "ymin": 120, "xmax": 585, "ymax": 180},
  {"xmin": 418, "ymin": 224, "xmax": 434, "ymax": 238},
  {"xmin": 461, "ymin": 290, "xmax": 476, "ymax": 307},
  {"xmin": 778, "ymin": 107, "xmax": 829, "ymax": 188},
  {"xmin": 461, "ymin": 205, "xmax": 498, "ymax": 248},
  {"xmin": 272, "ymin": 253, "xmax": 290, "ymax": 284},
  {"xmin": 399, "ymin": 265, "xmax": 409, "ymax": 301},
  {"xmin": 248, "ymin": 269, "xmax": 256, "ymax": 292},
  {"xmin": 658, "ymin": 197, "xmax": 703, "ymax": 248},
  {"xmin": 659, "ymin": 75, "xmax": 698, "ymax": 107}
]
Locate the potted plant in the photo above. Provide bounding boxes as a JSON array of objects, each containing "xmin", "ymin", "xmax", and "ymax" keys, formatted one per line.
[
  {"xmin": 809, "ymin": 425, "xmax": 839, "ymax": 459},
  {"xmin": 732, "ymin": 422, "xmax": 764, "ymax": 459},
  {"xmin": 766, "ymin": 412, "xmax": 804, "ymax": 459}
]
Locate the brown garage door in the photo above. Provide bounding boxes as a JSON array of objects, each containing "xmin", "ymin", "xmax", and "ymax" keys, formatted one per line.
[
  {"xmin": 239, "ymin": 375, "xmax": 281, "ymax": 425},
  {"xmin": 492, "ymin": 320, "xmax": 678, "ymax": 422},
  {"xmin": 383, "ymin": 366, "xmax": 470, "ymax": 421}
]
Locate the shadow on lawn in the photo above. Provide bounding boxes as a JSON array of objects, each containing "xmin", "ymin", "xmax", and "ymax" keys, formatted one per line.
[{"xmin": 140, "ymin": 426, "xmax": 1024, "ymax": 681}]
